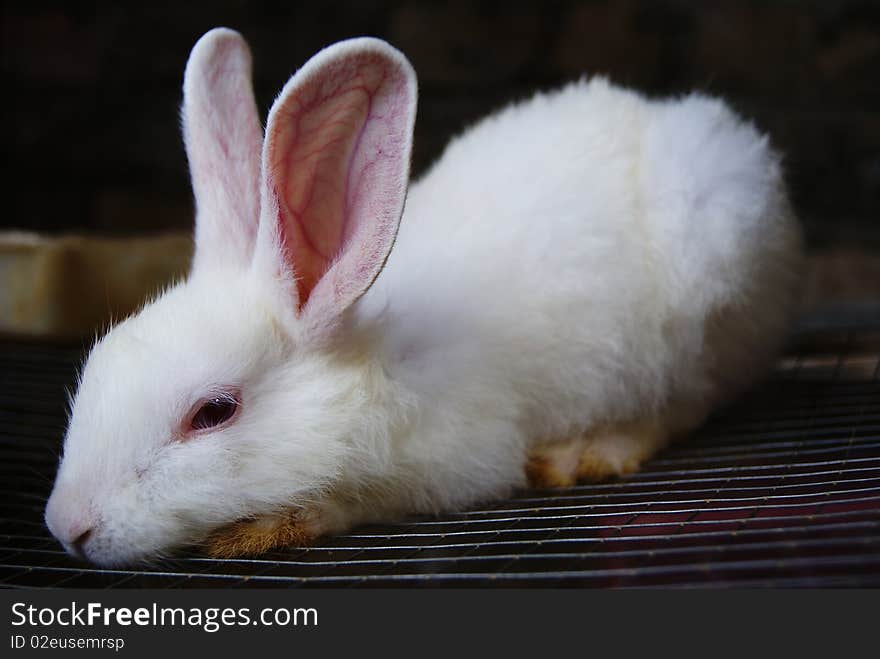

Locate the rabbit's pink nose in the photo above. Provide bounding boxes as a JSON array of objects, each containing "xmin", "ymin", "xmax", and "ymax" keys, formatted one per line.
[
  {"xmin": 70, "ymin": 528, "xmax": 93, "ymax": 557},
  {"xmin": 44, "ymin": 492, "xmax": 95, "ymax": 556}
]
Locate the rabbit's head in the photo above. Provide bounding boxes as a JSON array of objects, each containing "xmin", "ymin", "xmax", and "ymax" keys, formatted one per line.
[{"xmin": 44, "ymin": 29, "xmax": 417, "ymax": 566}]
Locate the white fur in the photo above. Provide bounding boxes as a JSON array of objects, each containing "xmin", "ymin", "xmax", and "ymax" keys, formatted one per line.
[{"xmin": 45, "ymin": 31, "xmax": 802, "ymax": 566}]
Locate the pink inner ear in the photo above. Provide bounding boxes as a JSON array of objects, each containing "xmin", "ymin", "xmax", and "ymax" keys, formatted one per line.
[{"xmin": 265, "ymin": 50, "xmax": 413, "ymax": 315}]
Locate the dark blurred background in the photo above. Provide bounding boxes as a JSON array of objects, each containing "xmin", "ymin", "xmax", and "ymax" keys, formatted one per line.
[{"xmin": 3, "ymin": 0, "xmax": 879, "ymax": 246}]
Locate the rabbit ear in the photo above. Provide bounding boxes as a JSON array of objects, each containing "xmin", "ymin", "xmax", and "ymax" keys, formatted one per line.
[
  {"xmin": 257, "ymin": 38, "xmax": 417, "ymax": 333},
  {"xmin": 183, "ymin": 28, "xmax": 263, "ymax": 271}
]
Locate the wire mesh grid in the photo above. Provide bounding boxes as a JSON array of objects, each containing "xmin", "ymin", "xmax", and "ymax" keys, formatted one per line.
[{"xmin": 1, "ymin": 326, "xmax": 879, "ymax": 588}]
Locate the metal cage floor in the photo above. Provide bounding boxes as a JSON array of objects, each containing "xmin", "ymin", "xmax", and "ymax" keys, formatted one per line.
[{"xmin": 1, "ymin": 325, "xmax": 879, "ymax": 588}]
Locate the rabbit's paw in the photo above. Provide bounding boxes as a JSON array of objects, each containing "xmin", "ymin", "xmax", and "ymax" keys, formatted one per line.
[
  {"xmin": 575, "ymin": 426, "xmax": 660, "ymax": 481},
  {"xmin": 205, "ymin": 513, "xmax": 313, "ymax": 558},
  {"xmin": 205, "ymin": 497, "xmax": 358, "ymax": 558},
  {"xmin": 526, "ymin": 438, "xmax": 587, "ymax": 488},
  {"xmin": 527, "ymin": 418, "xmax": 672, "ymax": 487}
]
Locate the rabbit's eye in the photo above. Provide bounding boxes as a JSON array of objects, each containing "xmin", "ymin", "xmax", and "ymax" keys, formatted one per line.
[{"xmin": 188, "ymin": 393, "xmax": 240, "ymax": 432}]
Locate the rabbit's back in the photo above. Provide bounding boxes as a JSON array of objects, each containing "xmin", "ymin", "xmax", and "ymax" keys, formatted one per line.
[{"xmin": 360, "ymin": 77, "xmax": 801, "ymax": 438}]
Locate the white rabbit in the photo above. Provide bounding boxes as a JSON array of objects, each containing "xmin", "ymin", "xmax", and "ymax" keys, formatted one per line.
[{"xmin": 45, "ymin": 28, "xmax": 802, "ymax": 566}]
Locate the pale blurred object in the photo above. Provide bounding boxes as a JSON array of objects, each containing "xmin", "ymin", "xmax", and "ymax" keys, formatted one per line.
[
  {"xmin": 0, "ymin": 231, "xmax": 876, "ymax": 339},
  {"xmin": 0, "ymin": 232, "xmax": 192, "ymax": 339}
]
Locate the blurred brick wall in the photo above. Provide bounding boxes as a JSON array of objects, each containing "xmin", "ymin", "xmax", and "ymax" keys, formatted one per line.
[{"xmin": 3, "ymin": 1, "xmax": 878, "ymax": 247}]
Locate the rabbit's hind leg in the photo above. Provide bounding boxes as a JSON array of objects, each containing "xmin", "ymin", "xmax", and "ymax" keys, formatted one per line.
[
  {"xmin": 526, "ymin": 409, "xmax": 704, "ymax": 488},
  {"xmin": 575, "ymin": 418, "xmax": 670, "ymax": 482},
  {"xmin": 525, "ymin": 436, "xmax": 590, "ymax": 488},
  {"xmin": 526, "ymin": 421, "xmax": 666, "ymax": 488}
]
